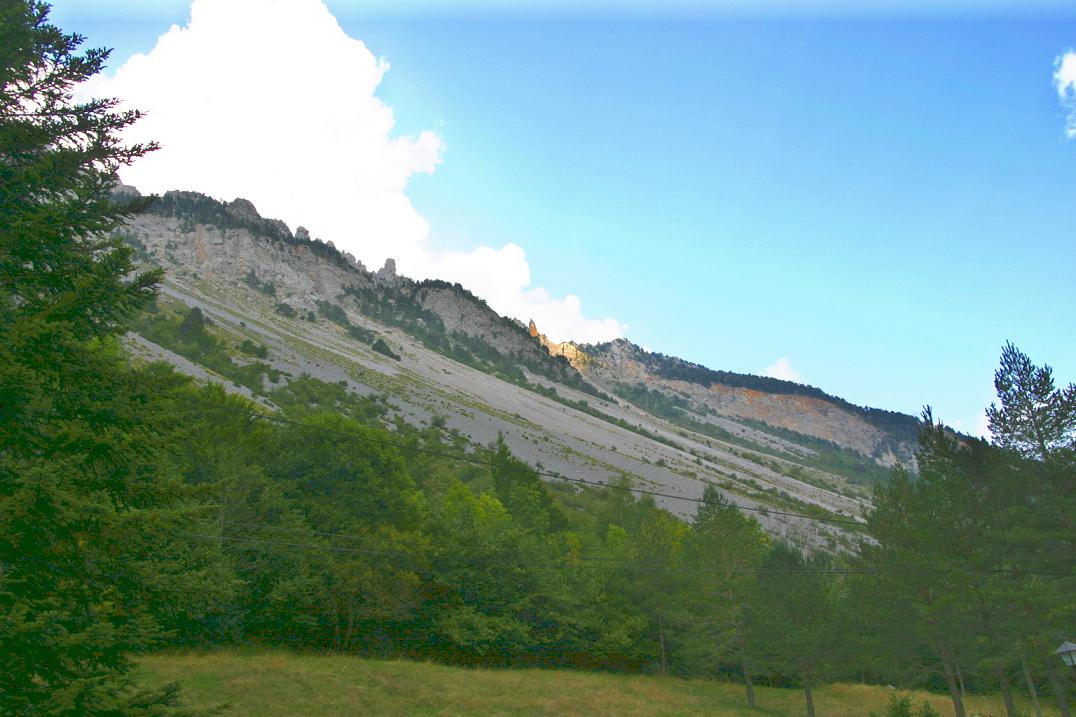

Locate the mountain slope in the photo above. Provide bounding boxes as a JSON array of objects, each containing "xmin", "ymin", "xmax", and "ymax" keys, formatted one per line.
[{"xmin": 116, "ymin": 187, "xmax": 920, "ymax": 550}]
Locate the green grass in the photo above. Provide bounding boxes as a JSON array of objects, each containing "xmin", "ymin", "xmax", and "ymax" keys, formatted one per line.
[{"xmin": 136, "ymin": 650, "xmax": 1056, "ymax": 717}]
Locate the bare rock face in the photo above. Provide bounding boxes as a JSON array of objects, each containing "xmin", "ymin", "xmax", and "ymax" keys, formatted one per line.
[
  {"xmin": 342, "ymin": 251, "xmax": 365, "ymax": 272},
  {"xmin": 226, "ymin": 198, "xmax": 261, "ymax": 222},
  {"xmin": 579, "ymin": 339, "xmax": 917, "ymax": 466},
  {"xmin": 528, "ymin": 320, "xmax": 592, "ymax": 371},
  {"xmin": 122, "ymin": 191, "xmax": 370, "ymax": 311},
  {"xmin": 119, "ymin": 187, "xmax": 916, "ymax": 472},
  {"xmin": 110, "ymin": 183, "xmax": 141, "ymax": 201},
  {"xmin": 376, "ymin": 258, "xmax": 397, "ymax": 282}
]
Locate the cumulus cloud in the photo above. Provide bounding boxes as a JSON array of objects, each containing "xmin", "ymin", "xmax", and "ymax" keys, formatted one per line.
[
  {"xmin": 1054, "ymin": 50, "xmax": 1076, "ymax": 138},
  {"xmin": 81, "ymin": 0, "xmax": 623, "ymax": 343},
  {"xmin": 762, "ymin": 357, "xmax": 801, "ymax": 383}
]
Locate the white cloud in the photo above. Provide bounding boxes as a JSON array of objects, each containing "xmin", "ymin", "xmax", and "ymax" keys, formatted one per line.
[
  {"xmin": 762, "ymin": 357, "xmax": 801, "ymax": 382},
  {"xmin": 422, "ymin": 243, "xmax": 624, "ymax": 342},
  {"xmin": 80, "ymin": 0, "xmax": 623, "ymax": 344},
  {"xmin": 947, "ymin": 410, "xmax": 992, "ymax": 440},
  {"xmin": 1054, "ymin": 50, "xmax": 1076, "ymax": 139}
]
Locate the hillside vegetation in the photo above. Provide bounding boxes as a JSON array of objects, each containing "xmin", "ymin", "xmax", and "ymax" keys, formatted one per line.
[
  {"xmin": 136, "ymin": 651, "xmax": 1057, "ymax": 717},
  {"xmin": 2, "ymin": 7, "xmax": 1073, "ymax": 717}
]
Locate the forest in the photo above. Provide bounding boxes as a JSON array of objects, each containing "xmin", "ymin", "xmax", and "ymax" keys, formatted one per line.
[{"xmin": 0, "ymin": 3, "xmax": 1073, "ymax": 716}]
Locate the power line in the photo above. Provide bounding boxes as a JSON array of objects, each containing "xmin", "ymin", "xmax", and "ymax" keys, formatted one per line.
[
  {"xmin": 186, "ymin": 395, "xmax": 864, "ymax": 527},
  {"xmin": 183, "ymin": 524, "xmax": 1071, "ymax": 579}
]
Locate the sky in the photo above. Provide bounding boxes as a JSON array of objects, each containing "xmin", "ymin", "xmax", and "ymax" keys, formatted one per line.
[{"xmin": 51, "ymin": 0, "xmax": 1076, "ymax": 436}]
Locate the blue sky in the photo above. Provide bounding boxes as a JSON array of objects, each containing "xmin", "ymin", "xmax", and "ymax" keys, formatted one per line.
[{"xmin": 52, "ymin": 0, "xmax": 1076, "ymax": 433}]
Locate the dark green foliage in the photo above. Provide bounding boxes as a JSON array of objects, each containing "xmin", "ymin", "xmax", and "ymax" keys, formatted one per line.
[
  {"xmin": 269, "ymin": 375, "xmax": 389, "ymax": 424},
  {"xmin": 0, "ymin": 4, "xmax": 217, "ymax": 712},
  {"xmin": 314, "ymin": 299, "xmax": 378, "ymax": 343},
  {"xmin": 917, "ymin": 701, "xmax": 941, "ymax": 717},
  {"xmin": 4, "ymin": 5, "xmax": 1069, "ymax": 707},
  {"xmin": 133, "ymin": 304, "xmax": 282, "ymax": 392},
  {"xmin": 274, "ymin": 302, "xmax": 296, "ymax": 318},
  {"xmin": 117, "ymin": 228, "xmax": 151, "ymax": 261},
  {"xmin": 613, "ymin": 382, "xmax": 693, "ymax": 416},
  {"xmin": 747, "ymin": 542, "xmax": 839, "ymax": 717},
  {"xmin": 371, "ymin": 337, "xmax": 401, "ymax": 361},
  {"xmin": 674, "ymin": 487, "xmax": 769, "ymax": 701},
  {"xmin": 613, "ymin": 383, "xmax": 757, "ymax": 449},
  {"xmin": 528, "ymin": 381, "xmax": 683, "ymax": 449},
  {"xmin": 143, "ymin": 384, "xmax": 668, "ymax": 671},
  {"xmin": 489, "ymin": 437, "xmax": 564, "ymax": 533},
  {"xmin": 342, "ymin": 281, "xmax": 606, "ymax": 399},
  {"xmin": 886, "ymin": 695, "xmax": 914, "ymax": 717},
  {"xmin": 348, "ymin": 323, "xmax": 376, "ymax": 343},
  {"xmin": 239, "ymin": 338, "xmax": 269, "ymax": 359},
  {"xmin": 315, "ymin": 299, "xmax": 349, "ymax": 326},
  {"xmin": 879, "ymin": 695, "xmax": 941, "ymax": 717},
  {"xmin": 853, "ymin": 398, "xmax": 1075, "ymax": 717},
  {"xmin": 987, "ymin": 341, "xmax": 1075, "ymax": 461}
]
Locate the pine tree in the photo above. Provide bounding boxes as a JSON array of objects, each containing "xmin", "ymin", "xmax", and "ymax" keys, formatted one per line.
[
  {"xmin": 985, "ymin": 344, "xmax": 1075, "ymax": 717},
  {"xmin": 987, "ymin": 342, "xmax": 1076, "ymax": 462},
  {"xmin": 680, "ymin": 487, "xmax": 769, "ymax": 706},
  {"xmin": 0, "ymin": 2, "xmax": 201, "ymax": 713},
  {"xmin": 747, "ymin": 541, "xmax": 838, "ymax": 717}
]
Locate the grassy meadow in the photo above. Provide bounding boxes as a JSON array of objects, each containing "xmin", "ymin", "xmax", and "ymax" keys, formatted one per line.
[{"xmin": 136, "ymin": 650, "xmax": 1057, "ymax": 717}]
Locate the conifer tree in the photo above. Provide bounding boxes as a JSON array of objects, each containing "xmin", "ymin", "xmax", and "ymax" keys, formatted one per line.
[
  {"xmin": 0, "ymin": 2, "xmax": 203, "ymax": 713},
  {"xmin": 680, "ymin": 487, "xmax": 769, "ymax": 706},
  {"xmin": 747, "ymin": 541, "xmax": 838, "ymax": 717}
]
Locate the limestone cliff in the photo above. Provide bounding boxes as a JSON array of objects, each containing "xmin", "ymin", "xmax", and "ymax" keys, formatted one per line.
[
  {"xmin": 577, "ymin": 339, "xmax": 918, "ymax": 466},
  {"xmin": 528, "ymin": 320, "xmax": 592, "ymax": 371},
  {"xmin": 122, "ymin": 187, "xmax": 916, "ymax": 472},
  {"xmin": 122, "ymin": 190, "xmax": 590, "ymax": 389}
]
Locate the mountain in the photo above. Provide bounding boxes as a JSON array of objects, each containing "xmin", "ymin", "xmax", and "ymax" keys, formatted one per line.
[
  {"xmin": 539, "ymin": 335, "xmax": 918, "ymax": 468},
  {"xmin": 116, "ymin": 186, "xmax": 920, "ymax": 551}
]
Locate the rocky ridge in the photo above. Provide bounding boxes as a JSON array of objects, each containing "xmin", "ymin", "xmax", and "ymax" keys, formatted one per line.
[
  {"xmin": 113, "ymin": 186, "xmax": 928, "ymax": 547},
  {"xmin": 125, "ymin": 187, "xmax": 917, "ymax": 466},
  {"xmin": 123, "ymin": 189, "xmax": 579, "ymax": 388},
  {"xmin": 526, "ymin": 330, "xmax": 918, "ymax": 467}
]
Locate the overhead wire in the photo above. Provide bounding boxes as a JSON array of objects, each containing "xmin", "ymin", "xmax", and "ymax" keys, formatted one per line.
[
  {"xmin": 181, "ymin": 521, "xmax": 1072, "ymax": 579},
  {"xmin": 183, "ymin": 394, "xmax": 865, "ymax": 527}
]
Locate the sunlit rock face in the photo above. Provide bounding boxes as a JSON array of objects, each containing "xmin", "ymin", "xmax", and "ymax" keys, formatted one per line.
[{"xmin": 528, "ymin": 319, "xmax": 592, "ymax": 371}]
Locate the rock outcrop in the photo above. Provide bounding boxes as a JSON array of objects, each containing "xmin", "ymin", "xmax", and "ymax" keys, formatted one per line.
[
  {"xmin": 528, "ymin": 319, "xmax": 592, "ymax": 371},
  {"xmin": 121, "ymin": 186, "xmax": 917, "ymax": 470},
  {"xmin": 577, "ymin": 339, "xmax": 917, "ymax": 466},
  {"xmin": 121, "ymin": 188, "xmax": 585, "ymax": 386},
  {"xmin": 376, "ymin": 258, "xmax": 397, "ymax": 283}
]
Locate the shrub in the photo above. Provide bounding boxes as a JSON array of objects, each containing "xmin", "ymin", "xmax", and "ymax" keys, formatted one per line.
[
  {"xmin": 347, "ymin": 324, "xmax": 376, "ymax": 343},
  {"xmin": 315, "ymin": 299, "xmax": 349, "ymax": 326},
  {"xmin": 371, "ymin": 338, "xmax": 401, "ymax": 361},
  {"xmin": 886, "ymin": 695, "xmax": 914, "ymax": 717},
  {"xmin": 239, "ymin": 339, "xmax": 269, "ymax": 359},
  {"xmin": 917, "ymin": 702, "xmax": 940, "ymax": 717}
]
